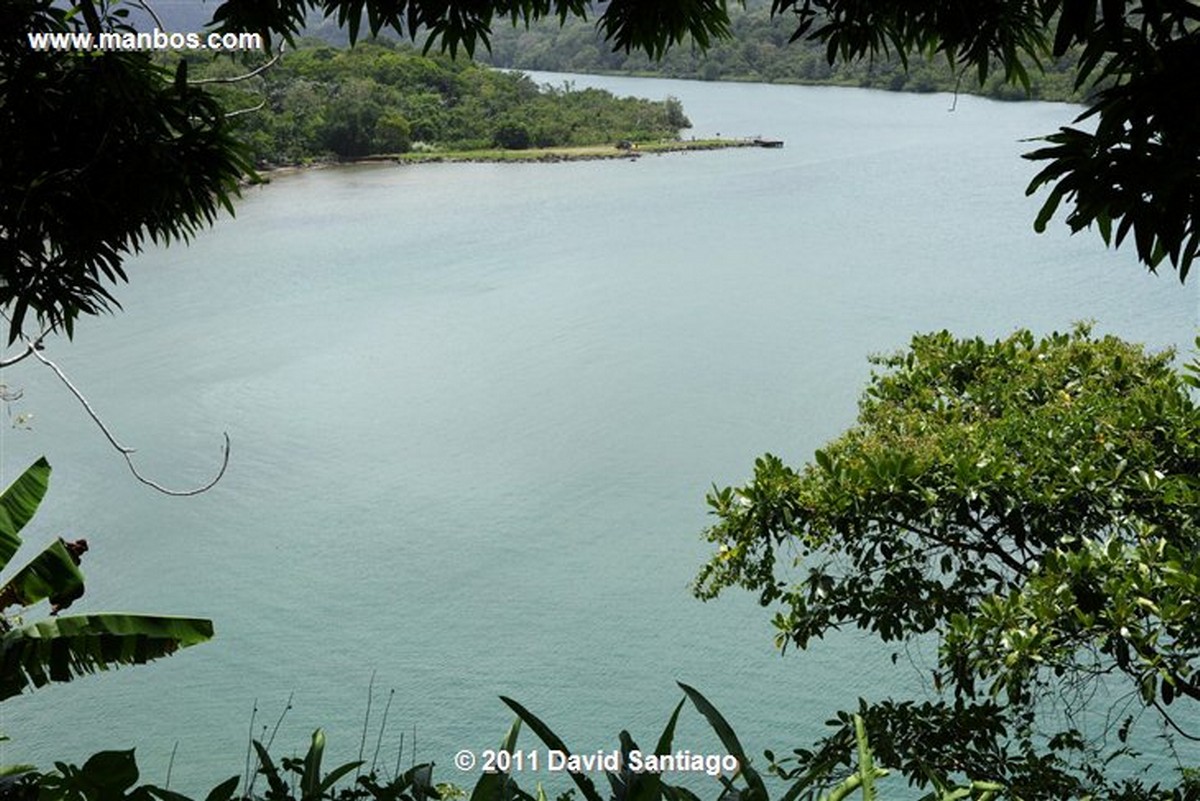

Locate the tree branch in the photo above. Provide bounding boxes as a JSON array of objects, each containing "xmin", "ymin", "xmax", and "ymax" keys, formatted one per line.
[
  {"xmin": 223, "ymin": 99, "xmax": 267, "ymax": 119},
  {"xmin": 966, "ymin": 515, "xmax": 1032, "ymax": 576},
  {"xmin": 874, "ymin": 514, "xmax": 937, "ymax": 541},
  {"xmin": 191, "ymin": 46, "xmax": 285, "ymax": 86},
  {"xmin": 27, "ymin": 347, "xmax": 230, "ymax": 496},
  {"xmin": 875, "ymin": 513, "xmax": 1030, "ymax": 577},
  {"xmin": 2, "ymin": 311, "xmax": 230, "ymax": 495},
  {"xmin": 0, "ymin": 325, "xmax": 52, "ymax": 368},
  {"xmin": 1150, "ymin": 698, "xmax": 1200, "ymax": 741},
  {"xmin": 0, "ymin": 345, "xmax": 37, "ymax": 369}
]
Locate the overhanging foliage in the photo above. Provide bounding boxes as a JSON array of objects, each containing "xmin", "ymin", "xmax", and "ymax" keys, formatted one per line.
[
  {"xmin": 696, "ymin": 325, "xmax": 1200, "ymax": 794},
  {"xmin": 0, "ymin": 458, "xmax": 213, "ymax": 702},
  {"xmin": 1, "ymin": 0, "xmax": 254, "ymax": 343}
]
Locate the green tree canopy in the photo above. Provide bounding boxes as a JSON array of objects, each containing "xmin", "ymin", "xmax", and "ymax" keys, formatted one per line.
[
  {"xmin": 195, "ymin": 40, "xmax": 691, "ymax": 164},
  {"xmin": 696, "ymin": 325, "xmax": 1200, "ymax": 797},
  {"xmin": 1, "ymin": 0, "xmax": 252, "ymax": 343}
]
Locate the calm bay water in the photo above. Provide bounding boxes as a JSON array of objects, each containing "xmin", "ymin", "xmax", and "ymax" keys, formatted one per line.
[{"xmin": 1, "ymin": 73, "xmax": 1196, "ymax": 791}]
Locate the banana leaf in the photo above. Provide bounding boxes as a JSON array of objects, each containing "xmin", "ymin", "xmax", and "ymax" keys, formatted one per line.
[
  {"xmin": 0, "ymin": 613, "xmax": 213, "ymax": 700},
  {"xmin": 626, "ymin": 698, "xmax": 686, "ymax": 801},
  {"xmin": 470, "ymin": 717, "xmax": 531, "ymax": 801},
  {"xmin": 0, "ymin": 458, "xmax": 50, "ymax": 570},
  {"xmin": 0, "ymin": 538, "xmax": 85, "ymax": 613}
]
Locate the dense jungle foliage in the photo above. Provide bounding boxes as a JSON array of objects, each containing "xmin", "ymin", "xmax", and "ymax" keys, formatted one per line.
[
  {"xmin": 190, "ymin": 40, "xmax": 691, "ymax": 166},
  {"xmin": 474, "ymin": 1, "xmax": 1086, "ymax": 102}
]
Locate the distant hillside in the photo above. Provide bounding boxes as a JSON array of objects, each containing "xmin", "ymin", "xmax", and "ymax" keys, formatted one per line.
[
  {"xmin": 117, "ymin": 0, "xmax": 351, "ymax": 44},
  {"xmin": 132, "ymin": 0, "xmax": 1085, "ymax": 103},
  {"xmin": 118, "ymin": 0, "xmax": 223, "ymax": 33},
  {"xmin": 474, "ymin": 3, "xmax": 1086, "ymax": 103}
]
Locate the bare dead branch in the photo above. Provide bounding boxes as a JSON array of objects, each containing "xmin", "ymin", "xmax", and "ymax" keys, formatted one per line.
[
  {"xmin": 0, "ymin": 345, "xmax": 37, "ymax": 369},
  {"xmin": 191, "ymin": 46, "xmax": 285, "ymax": 85},
  {"xmin": 27, "ymin": 347, "xmax": 230, "ymax": 496},
  {"xmin": 0, "ymin": 325, "xmax": 53, "ymax": 368},
  {"xmin": 223, "ymin": 99, "xmax": 267, "ymax": 119}
]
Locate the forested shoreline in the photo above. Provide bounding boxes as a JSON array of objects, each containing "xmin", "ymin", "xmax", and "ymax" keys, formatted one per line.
[
  {"xmin": 198, "ymin": 0, "xmax": 1093, "ymax": 172},
  {"xmin": 191, "ymin": 40, "xmax": 691, "ymax": 167},
  {"xmin": 473, "ymin": 1, "xmax": 1086, "ymax": 102}
]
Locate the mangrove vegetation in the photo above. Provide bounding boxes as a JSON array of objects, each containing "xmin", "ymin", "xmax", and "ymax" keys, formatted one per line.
[{"xmin": 190, "ymin": 40, "xmax": 692, "ymax": 167}]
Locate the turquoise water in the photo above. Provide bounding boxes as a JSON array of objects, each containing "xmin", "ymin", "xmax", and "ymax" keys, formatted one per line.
[{"xmin": 0, "ymin": 74, "xmax": 1195, "ymax": 793}]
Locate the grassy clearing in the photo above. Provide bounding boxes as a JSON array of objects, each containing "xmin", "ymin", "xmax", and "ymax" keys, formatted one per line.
[{"xmin": 383, "ymin": 138, "xmax": 759, "ymax": 164}]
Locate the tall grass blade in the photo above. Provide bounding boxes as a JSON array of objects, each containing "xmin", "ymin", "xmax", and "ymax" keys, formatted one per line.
[
  {"xmin": 677, "ymin": 683, "xmax": 767, "ymax": 801},
  {"xmin": 500, "ymin": 696, "xmax": 604, "ymax": 801}
]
